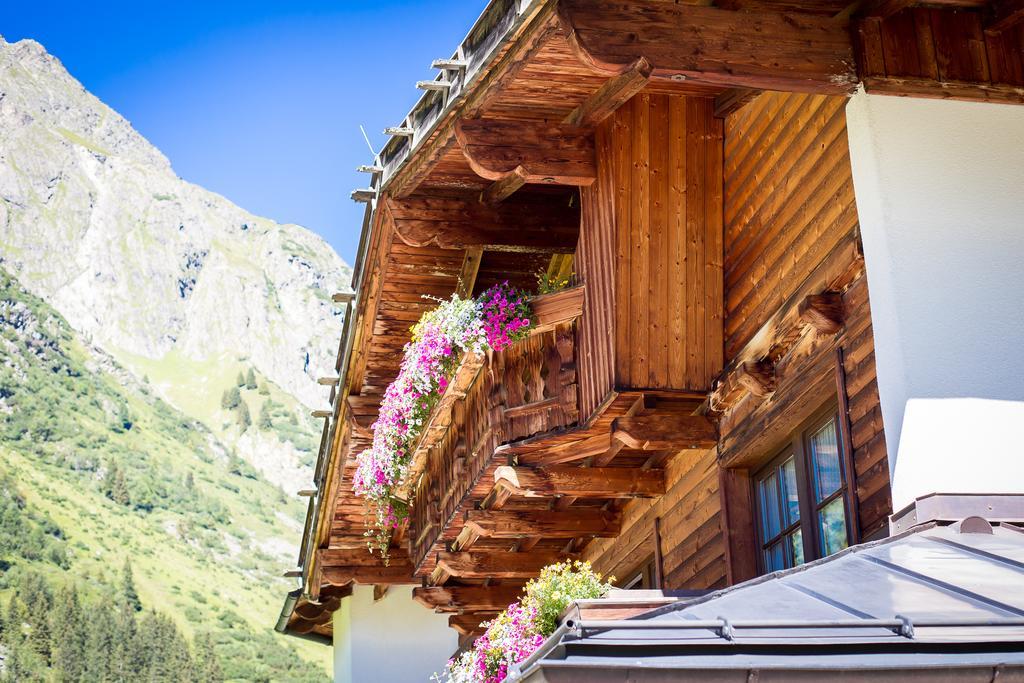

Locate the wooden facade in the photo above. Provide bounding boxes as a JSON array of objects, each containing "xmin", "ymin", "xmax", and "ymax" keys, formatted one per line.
[{"xmin": 283, "ymin": 0, "xmax": 1021, "ymax": 644}]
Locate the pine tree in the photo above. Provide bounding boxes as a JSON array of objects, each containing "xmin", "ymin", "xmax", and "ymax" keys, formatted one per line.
[
  {"xmin": 103, "ymin": 459, "xmax": 120, "ymax": 499},
  {"xmin": 49, "ymin": 585, "xmax": 85, "ymax": 682},
  {"xmin": 122, "ymin": 559, "xmax": 143, "ymax": 612},
  {"xmin": 110, "ymin": 599, "xmax": 140, "ymax": 681},
  {"xmin": 245, "ymin": 368, "xmax": 257, "ymax": 390},
  {"xmin": 185, "ymin": 471, "xmax": 195, "ymax": 492},
  {"xmin": 258, "ymin": 401, "xmax": 273, "ymax": 430},
  {"xmin": 236, "ymin": 400, "xmax": 251, "ymax": 430},
  {"xmin": 258, "ymin": 382, "xmax": 270, "ymax": 395},
  {"xmin": 222, "ymin": 387, "xmax": 241, "ymax": 410},
  {"xmin": 111, "ymin": 467, "xmax": 131, "ymax": 506},
  {"xmin": 17, "ymin": 573, "xmax": 52, "ymax": 662},
  {"xmin": 82, "ymin": 604, "xmax": 116, "ymax": 682},
  {"xmin": 235, "ymin": 371, "xmax": 245, "ymax": 388}
]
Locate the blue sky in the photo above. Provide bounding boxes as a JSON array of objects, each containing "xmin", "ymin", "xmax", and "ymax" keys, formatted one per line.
[{"xmin": 3, "ymin": 1, "xmax": 483, "ymax": 264}]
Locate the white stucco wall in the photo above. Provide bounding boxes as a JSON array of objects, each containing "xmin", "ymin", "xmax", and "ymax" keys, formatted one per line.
[
  {"xmin": 845, "ymin": 90, "xmax": 1024, "ymax": 509},
  {"xmin": 333, "ymin": 585, "xmax": 457, "ymax": 683}
]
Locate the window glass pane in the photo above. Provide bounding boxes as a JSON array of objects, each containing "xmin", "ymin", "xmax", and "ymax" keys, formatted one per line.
[
  {"xmin": 758, "ymin": 472, "xmax": 781, "ymax": 540},
  {"xmin": 789, "ymin": 529, "xmax": 804, "ymax": 566},
  {"xmin": 763, "ymin": 542, "xmax": 785, "ymax": 572},
  {"xmin": 780, "ymin": 457, "xmax": 800, "ymax": 526},
  {"xmin": 810, "ymin": 418, "xmax": 842, "ymax": 502},
  {"xmin": 818, "ymin": 497, "xmax": 849, "ymax": 556}
]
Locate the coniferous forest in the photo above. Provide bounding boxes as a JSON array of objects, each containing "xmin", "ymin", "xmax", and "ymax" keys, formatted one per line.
[{"xmin": 0, "ymin": 562, "xmax": 222, "ymax": 682}]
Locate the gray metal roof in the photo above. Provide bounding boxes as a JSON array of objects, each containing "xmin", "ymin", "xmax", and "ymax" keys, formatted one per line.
[{"xmin": 513, "ymin": 520, "xmax": 1024, "ymax": 682}]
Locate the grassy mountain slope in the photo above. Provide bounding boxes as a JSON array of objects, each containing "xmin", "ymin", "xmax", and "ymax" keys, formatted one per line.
[{"xmin": 0, "ymin": 269, "xmax": 330, "ymax": 681}]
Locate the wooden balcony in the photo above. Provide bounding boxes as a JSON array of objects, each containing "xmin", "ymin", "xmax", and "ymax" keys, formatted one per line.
[{"xmin": 405, "ymin": 286, "xmax": 585, "ymax": 572}]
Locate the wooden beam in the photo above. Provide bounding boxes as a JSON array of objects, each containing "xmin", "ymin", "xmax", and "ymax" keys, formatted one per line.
[
  {"xmin": 482, "ymin": 167, "xmax": 528, "ymax": 205},
  {"xmin": 558, "ymin": 0, "xmax": 858, "ymax": 94},
  {"xmin": 861, "ymin": 76, "xmax": 1024, "ymax": 105},
  {"xmin": 610, "ymin": 414, "xmax": 717, "ymax": 451},
  {"xmin": 491, "ymin": 465, "xmax": 666, "ymax": 499},
  {"xmin": 799, "ymin": 291, "xmax": 844, "ymax": 335},
  {"xmin": 320, "ymin": 564, "xmax": 418, "ymax": 586},
  {"xmin": 449, "ymin": 612, "xmax": 498, "ymax": 636},
  {"xmin": 413, "ymin": 584, "xmax": 524, "ymax": 612},
  {"xmin": 592, "ymin": 396, "xmax": 645, "ymax": 466},
  {"xmin": 384, "ymin": 194, "xmax": 578, "ymax": 252},
  {"xmin": 563, "ymin": 57, "xmax": 653, "ymax": 127},
  {"xmin": 463, "ymin": 508, "xmax": 621, "ymax": 539},
  {"xmin": 987, "ymin": 0, "xmax": 1024, "ymax": 34},
  {"xmin": 719, "ymin": 467, "xmax": 758, "ymax": 585},
  {"xmin": 455, "ymin": 247, "xmax": 484, "ymax": 298},
  {"xmin": 318, "ymin": 547, "xmax": 412, "ymax": 567},
  {"xmin": 436, "ymin": 550, "xmax": 576, "ymax": 580},
  {"xmin": 456, "ymin": 119, "xmax": 597, "ymax": 185},
  {"xmin": 735, "ymin": 360, "xmax": 776, "ymax": 399}
]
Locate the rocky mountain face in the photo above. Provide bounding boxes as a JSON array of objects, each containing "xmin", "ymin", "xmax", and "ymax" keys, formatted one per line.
[{"xmin": 0, "ymin": 35, "xmax": 350, "ymax": 493}]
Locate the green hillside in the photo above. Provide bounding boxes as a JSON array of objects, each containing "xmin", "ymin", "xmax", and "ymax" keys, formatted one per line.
[{"xmin": 0, "ymin": 269, "xmax": 330, "ymax": 681}]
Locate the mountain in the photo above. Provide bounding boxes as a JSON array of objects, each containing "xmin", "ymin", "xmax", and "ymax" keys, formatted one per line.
[
  {"xmin": 0, "ymin": 35, "xmax": 349, "ymax": 680},
  {"xmin": 0, "ymin": 34, "xmax": 350, "ymax": 494}
]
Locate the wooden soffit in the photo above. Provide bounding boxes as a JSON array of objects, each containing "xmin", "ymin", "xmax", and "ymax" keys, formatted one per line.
[{"xmin": 383, "ymin": 192, "xmax": 579, "ymax": 252}]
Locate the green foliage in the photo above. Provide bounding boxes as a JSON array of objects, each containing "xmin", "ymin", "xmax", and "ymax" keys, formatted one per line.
[
  {"xmin": 245, "ymin": 368, "xmax": 257, "ymax": 390},
  {"xmin": 0, "ymin": 569, "xmax": 224, "ymax": 682},
  {"xmin": 535, "ymin": 268, "xmax": 573, "ymax": 295},
  {"xmin": 220, "ymin": 387, "xmax": 241, "ymax": 410},
  {"xmin": 0, "ymin": 269, "xmax": 330, "ymax": 681},
  {"xmin": 0, "ymin": 471, "xmax": 68, "ymax": 569},
  {"xmin": 258, "ymin": 398, "xmax": 316, "ymax": 453},
  {"xmin": 235, "ymin": 372, "xmax": 245, "ymax": 388},
  {"xmin": 524, "ymin": 560, "xmax": 612, "ymax": 635},
  {"xmin": 123, "ymin": 559, "xmax": 142, "ymax": 612},
  {"xmin": 236, "ymin": 400, "xmax": 251, "ymax": 430}
]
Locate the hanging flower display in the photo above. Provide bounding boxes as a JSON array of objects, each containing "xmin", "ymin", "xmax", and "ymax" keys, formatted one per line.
[
  {"xmin": 352, "ymin": 283, "xmax": 532, "ymax": 555},
  {"xmin": 436, "ymin": 560, "xmax": 612, "ymax": 683}
]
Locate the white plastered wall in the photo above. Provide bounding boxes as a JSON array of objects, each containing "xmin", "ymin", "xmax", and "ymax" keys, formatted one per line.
[
  {"xmin": 333, "ymin": 585, "xmax": 457, "ymax": 683},
  {"xmin": 845, "ymin": 89, "xmax": 1024, "ymax": 511}
]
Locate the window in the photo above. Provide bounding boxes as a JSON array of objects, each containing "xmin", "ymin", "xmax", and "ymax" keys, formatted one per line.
[
  {"xmin": 619, "ymin": 558, "xmax": 656, "ymax": 590},
  {"xmin": 754, "ymin": 408, "xmax": 851, "ymax": 572}
]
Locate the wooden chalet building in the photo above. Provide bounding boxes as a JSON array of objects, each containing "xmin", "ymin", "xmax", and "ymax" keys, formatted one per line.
[{"xmin": 276, "ymin": 1, "xmax": 1024, "ymax": 680}]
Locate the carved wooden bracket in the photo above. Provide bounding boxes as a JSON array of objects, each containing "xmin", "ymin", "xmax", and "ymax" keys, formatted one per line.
[
  {"xmin": 455, "ymin": 118, "xmax": 597, "ymax": 187},
  {"xmin": 799, "ymin": 291, "xmax": 845, "ymax": 335}
]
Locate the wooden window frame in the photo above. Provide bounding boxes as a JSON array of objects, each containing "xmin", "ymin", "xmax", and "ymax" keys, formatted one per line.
[{"xmin": 753, "ymin": 403, "xmax": 854, "ymax": 573}]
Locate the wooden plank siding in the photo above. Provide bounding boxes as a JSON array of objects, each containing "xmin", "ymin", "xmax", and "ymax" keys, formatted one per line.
[
  {"xmin": 578, "ymin": 93, "xmax": 723, "ymax": 405},
  {"xmin": 723, "ymin": 92, "xmax": 858, "ymax": 358},
  {"xmin": 583, "ymin": 447, "xmax": 727, "ymax": 591},
  {"xmin": 577, "ymin": 93, "xmax": 726, "ymax": 590},
  {"xmin": 716, "ymin": 92, "xmax": 892, "ymax": 582}
]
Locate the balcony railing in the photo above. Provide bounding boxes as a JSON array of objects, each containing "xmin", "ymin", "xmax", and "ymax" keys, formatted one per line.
[{"xmin": 404, "ymin": 286, "xmax": 584, "ymax": 571}]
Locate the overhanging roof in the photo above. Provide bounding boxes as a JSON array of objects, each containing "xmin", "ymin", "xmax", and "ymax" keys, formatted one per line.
[{"xmin": 515, "ymin": 520, "xmax": 1024, "ymax": 681}]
